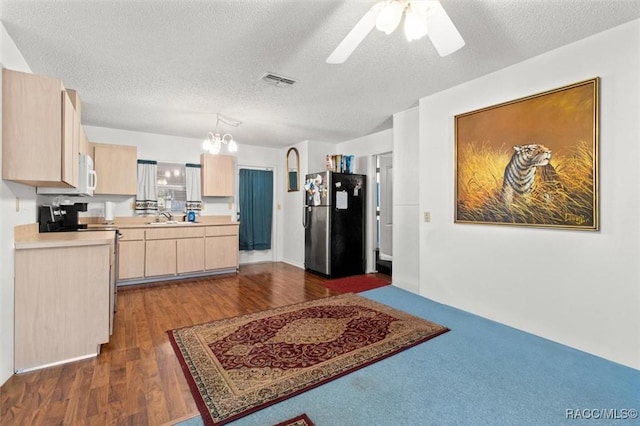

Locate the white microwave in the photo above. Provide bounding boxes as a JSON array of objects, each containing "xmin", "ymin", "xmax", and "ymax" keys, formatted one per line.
[{"xmin": 37, "ymin": 154, "xmax": 97, "ymax": 196}]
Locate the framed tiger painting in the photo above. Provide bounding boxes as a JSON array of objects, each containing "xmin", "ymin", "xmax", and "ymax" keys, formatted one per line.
[{"xmin": 454, "ymin": 78, "xmax": 599, "ymax": 231}]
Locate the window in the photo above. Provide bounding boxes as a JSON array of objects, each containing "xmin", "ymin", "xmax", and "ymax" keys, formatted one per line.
[{"xmin": 157, "ymin": 162, "xmax": 187, "ymax": 212}]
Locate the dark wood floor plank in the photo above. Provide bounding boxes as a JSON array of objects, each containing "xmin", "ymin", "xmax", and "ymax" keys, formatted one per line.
[
  {"xmin": 85, "ymin": 385, "xmax": 108, "ymax": 418},
  {"xmin": 0, "ymin": 263, "xmax": 389, "ymax": 425}
]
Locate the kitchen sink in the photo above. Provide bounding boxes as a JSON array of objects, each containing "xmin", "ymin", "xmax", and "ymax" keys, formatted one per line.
[{"xmin": 146, "ymin": 221, "xmax": 198, "ymax": 225}]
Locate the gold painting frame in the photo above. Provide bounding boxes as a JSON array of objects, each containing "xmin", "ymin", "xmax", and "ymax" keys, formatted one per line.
[{"xmin": 454, "ymin": 78, "xmax": 599, "ymax": 230}]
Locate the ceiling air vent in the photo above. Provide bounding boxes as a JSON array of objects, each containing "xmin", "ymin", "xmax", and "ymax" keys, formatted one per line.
[{"xmin": 260, "ymin": 72, "xmax": 298, "ymax": 87}]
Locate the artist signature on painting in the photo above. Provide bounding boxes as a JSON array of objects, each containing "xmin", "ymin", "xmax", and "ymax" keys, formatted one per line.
[{"xmin": 565, "ymin": 213, "xmax": 587, "ymax": 225}]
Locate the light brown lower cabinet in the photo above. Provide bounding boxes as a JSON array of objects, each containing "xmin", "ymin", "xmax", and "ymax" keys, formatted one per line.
[
  {"xmin": 117, "ymin": 228, "xmax": 145, "ymax": 280},
  {"xmin": 177, "ymin": 238, "xmax": 205, "ymax": 274},
  {"xmin": 118, "ymin": 240, "xmax": 145, "ymax": 280},
  {"xmin": 205, "ymin": 235, "xmax": 239, "ymax": 270},
  {"xmin": 205, "ymin": 225, "xmax": 239, "ymax": 270},
  {"xmin": 145, "ymin": 239, "xmax": 177, "ymax": 277},
  {"xmin": 117, "ymin": 224, "xmax": 239, "ymax": 284},
  {"xmin": 15, "ymin": 243, "xmax": 111, "ymax": 372}
]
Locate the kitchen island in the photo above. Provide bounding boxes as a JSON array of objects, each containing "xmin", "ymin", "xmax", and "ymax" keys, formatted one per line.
[{"xmin": 14, "ymin": 225, "xmax": 116, "ymax": 372}]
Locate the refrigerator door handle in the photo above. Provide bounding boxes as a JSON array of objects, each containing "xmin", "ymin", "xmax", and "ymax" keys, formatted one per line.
[{"xmin": 302, "ymin": 206, "xmax": 308, "ymax": 228}]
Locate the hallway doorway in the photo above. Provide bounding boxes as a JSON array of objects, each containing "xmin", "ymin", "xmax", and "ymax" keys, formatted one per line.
[{"xmin": 375, "ymin": 153, "xmax": 393, "ymax": 275}]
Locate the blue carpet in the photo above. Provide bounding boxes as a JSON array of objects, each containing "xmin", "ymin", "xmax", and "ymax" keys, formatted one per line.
[{"xmin": 176, "ymin": 285, "xmax": 640, "ymax": 426}]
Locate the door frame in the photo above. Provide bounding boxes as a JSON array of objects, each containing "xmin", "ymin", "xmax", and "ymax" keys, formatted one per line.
[
  {"xmin": 365, "ymin": 151, "xmax": 392, "ymax": 273},
  {"xmin": 378, "ymin": 153, "xmax": 393, "ymax": 261},
  {"xmin": 236, "ymin": 163, "xmax": 278, "ymax": 265}
]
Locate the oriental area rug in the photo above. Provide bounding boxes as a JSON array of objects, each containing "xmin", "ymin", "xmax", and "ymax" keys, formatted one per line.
[
  {"xmin": 321, "ymin": 274, "xmax": 392, "ymax": 294},
  {"xmin": 273, "ymin": 413, "xmax": 315, "ymax": 426},
  {"xmin": 168, "ymin": 293, "xmax": 448, "ymax": 426}
]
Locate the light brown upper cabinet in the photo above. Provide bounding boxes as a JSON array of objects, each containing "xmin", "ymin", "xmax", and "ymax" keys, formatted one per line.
[
  {"xmin": 201, "ymin": 153, "xmax": 235, "ymax": 197},
  {"xmin": 67, "ymin": 89, "xmax": 89, "ymax": 156},
  {"xmin": 90, "ymin": 142, "xmax": 137, "ymax": 195},
  {"xmin": 79, "ymin": 125, "xmax": 89, "ymax": 157},
  {"xmin": 2, "ymin": 68, "xmax": 79, "ymax": 187}
]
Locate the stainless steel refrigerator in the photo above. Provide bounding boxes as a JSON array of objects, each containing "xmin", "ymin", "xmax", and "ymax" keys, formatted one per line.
[{"xmin": 303, "ymin": 171, "xmax": 366, "ymax": 278}]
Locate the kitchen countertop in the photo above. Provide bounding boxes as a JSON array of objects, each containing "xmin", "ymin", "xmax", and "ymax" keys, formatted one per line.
[
  {"xmin": 15, "ymin": 229, "xmax": 116, "ymax": 250},
  {"xmin": 88, "ymin": 221, "xmax": 239, "ymax": 229},
  {"xmin": 14, "ymin": 219, "xmax": 239, "ymax": 250}
]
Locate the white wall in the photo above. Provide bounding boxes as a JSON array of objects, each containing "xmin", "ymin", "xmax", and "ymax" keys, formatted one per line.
[
  {"xmin": 0, "ymin": 23, "xmax": 35, "ymax": 386},
  {"xmin": 337, "ymin": 129, "xmax": 392, "ymax": 173},
  {"xmin": 416, "ymin": 20, "xmax": 640, "ymax": 369},
  {"xmin": 392, "ymin": 108, "xmax": 419, "ymax": 293},
  {"xmin": 307, "ymin": 140, "xmax": 337, "ymax": 175},
  {"xmin": 281, "ymin": 140, "xmax": 308, "ymax": 268}
]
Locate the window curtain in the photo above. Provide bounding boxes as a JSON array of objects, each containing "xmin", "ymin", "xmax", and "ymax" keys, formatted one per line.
[
  {"xmin": 135, "ymin": 160, "xmax": 158, "ymax": 214},
  {"xmin": 239, "ymin": 168, "xmax": 273, "ymax": 250},
  {"xmin": 185, "ymin": 163, "xmax": 203, "ymax": 212}
]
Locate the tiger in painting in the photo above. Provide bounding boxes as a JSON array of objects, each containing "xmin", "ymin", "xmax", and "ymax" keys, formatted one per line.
[{"xmin": 501, "ymin": 144, "xmax": 562, "ymax": 206}]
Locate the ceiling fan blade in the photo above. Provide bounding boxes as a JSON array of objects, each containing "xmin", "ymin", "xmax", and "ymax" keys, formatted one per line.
[
  {"xmin": 426, "ymin": 1, "xmax": 465, "ymax": 57},
  {"xmin": 326, "ymin": 2, "xmax": 386, "ymax": 64}
]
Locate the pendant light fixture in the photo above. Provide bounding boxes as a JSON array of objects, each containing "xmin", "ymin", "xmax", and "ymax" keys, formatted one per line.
[{"xmin": 202, "ymin": 113, "xmax": 241, "ymax": 154}]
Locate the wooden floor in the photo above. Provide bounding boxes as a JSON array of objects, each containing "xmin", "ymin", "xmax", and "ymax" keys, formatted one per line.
[{"xmin": 0, "ymin": 263, "xmax": 391, "ymax": 425}]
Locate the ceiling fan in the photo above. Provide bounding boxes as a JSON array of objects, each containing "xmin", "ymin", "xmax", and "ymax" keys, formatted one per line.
[{"xmin": 326, "ymin": 0, "xmax": 465, "ymax": 64}]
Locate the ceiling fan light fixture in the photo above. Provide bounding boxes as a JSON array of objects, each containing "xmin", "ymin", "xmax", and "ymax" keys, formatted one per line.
[
  {"xmin": 326, "ymin": 0, "xmax": 464, "ymax": 64},
  {"xmin": 409, "ymin": 0, "xmax": 434, "ymax": 18},
  {"xmin": 376, "ymin": 0, "xmax": 404, "ymax": 35},
  {"xmin": 404, "ymin": 8, "xmax": 428, "ymax": 41},
  {"xmin": 424, "ymin": 0, "xmax": 465, "ymax": 56}
]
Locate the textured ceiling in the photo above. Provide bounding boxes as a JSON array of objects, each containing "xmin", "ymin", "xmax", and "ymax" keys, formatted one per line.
[{"xmin": 1, "ymin": 0, "xmax": 639, "ymax": 149}]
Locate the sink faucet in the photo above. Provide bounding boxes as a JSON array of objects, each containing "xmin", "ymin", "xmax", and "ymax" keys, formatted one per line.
[{"xmin": 157, "ymin": 211, "xmax": 173, "ymax": 222}]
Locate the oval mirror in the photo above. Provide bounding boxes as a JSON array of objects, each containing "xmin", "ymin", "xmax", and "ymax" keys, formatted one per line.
[{"xmin": 286, "ymin": 147, "xmax": 300, "ymax": 192}]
